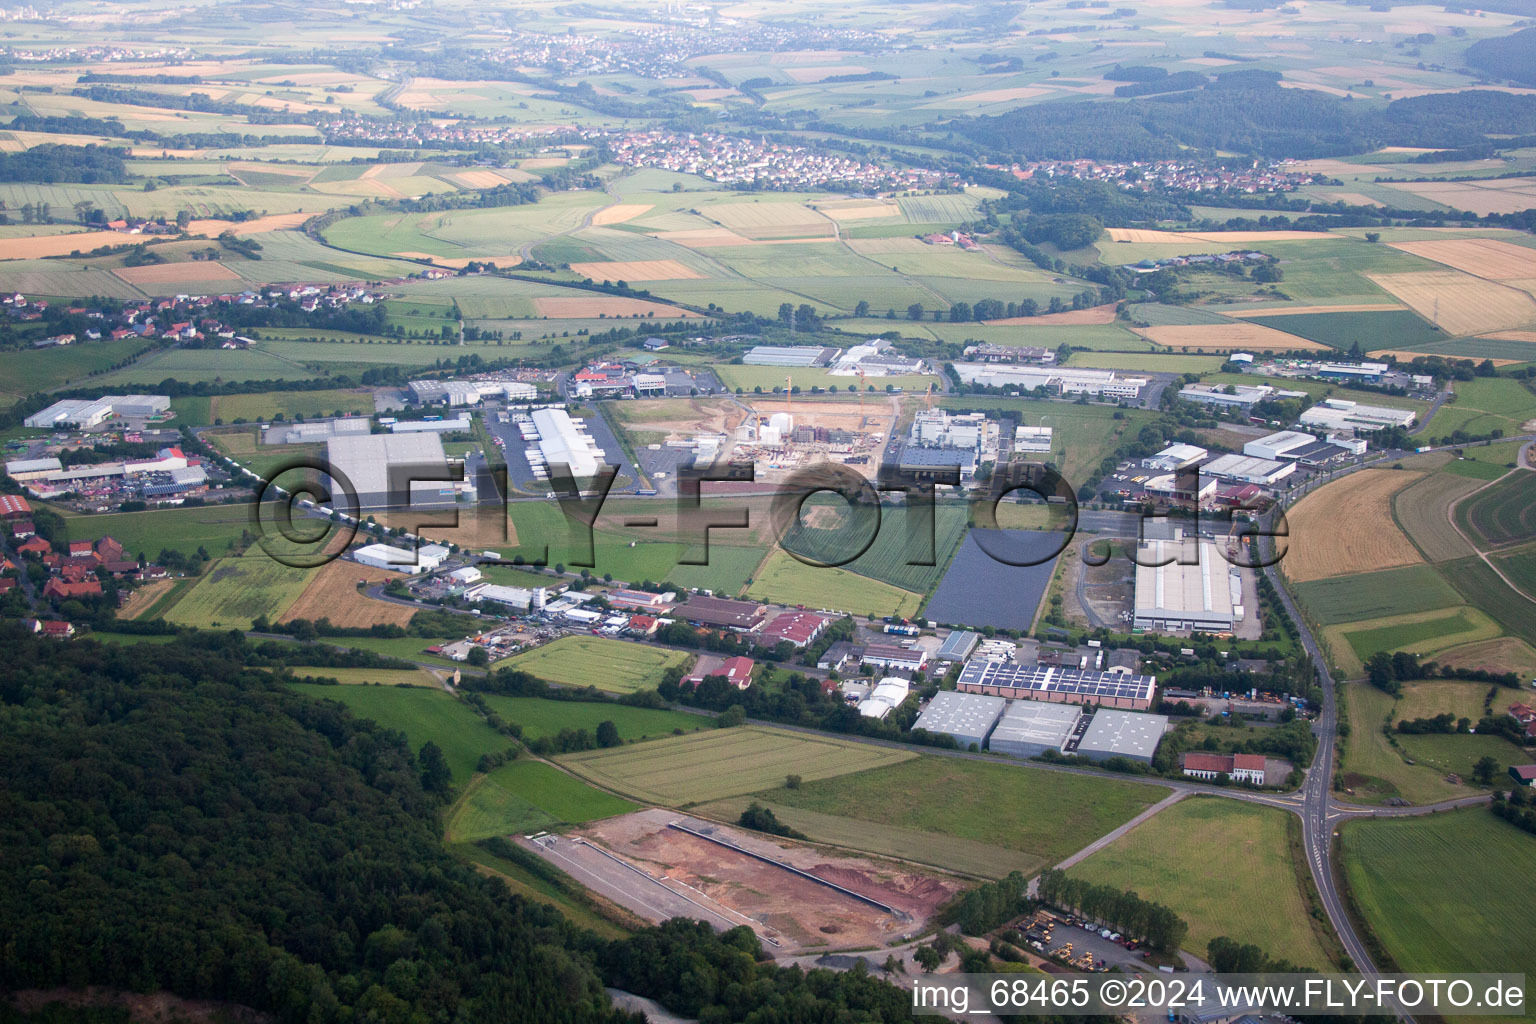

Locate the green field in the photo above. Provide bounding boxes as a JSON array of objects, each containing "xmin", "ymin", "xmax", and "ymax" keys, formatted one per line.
[
  {"xmin": 1455, "ymin": 471, "xmax": 1536, "ymax": 549},
  {"xmin": 1392, "ymin": 679, "xmax": 1500, "ymax": 724},
  {"xmin": 1342, "ymin": 609, "xmax": 1484, "ymax": 662},
  {"xmin": 557, "ymin": 726, "xmax": 915, "ymax": 805},
  {"xmin": 481, "ymin": 696, "xmax": 709, "ymax": 743},
  {"xmin": 1438, "ymin": 555, "xmax": 1536, "ymax": 640},
  {"xmin": 285, "ymin": 665, "xmax": 441, "ymax": 686},
  {"xmin": 163, "ymin": 547, "xmax": 315, "ymax": 628},
  {"xmin": 1342, "ymin": 810, "xmax": 1536, "ymax": 994},
  {"xmin": 0, "ymin": 341, "xmax": 150, "ymax": 401},
  {"xmin": 1491, "ymin": 544, "xmax": 1536, "ymax": 599},
  {"xmin": 1069, "ymin": 797, "xmax": 1333, "ymax": 968},
  {"xmin": 210, "ymin": 388, "xmax": 377, "ymax": 422},
  {"xmin": 1294, "ymin": 565, "xmax": 1463, "ymax": 625},
  {"xmin": 1243, "ymin": 310, "xmax": 1444, "ymax": 352},
  {"xmin": 1426, "ymin": 378, "xmax": 1536, "ymax": 442},
  {"xmin": 746, "ymin": 549, "xmax": 924, "ymax": 618},
  {"xmin": 756, "ymin": 755, "xmax": 1170, "ymax": 878},
  {"xmin": 446, "ymin": 760, "xmax": 636, "ymax": 841},
  {"xmin": 289, "ymin": 682, "xmax": 509, "ymax": 785},
  {"xmin": 499, "ymin": 636, "xmax": 690, "ymax": 693},
  {"xmin": 60, "ymin": 504, "xmax": 257, "ymax": 560},
  {"xmin": 1340, "ymin": 684, "xmax": 1493, "ymax": 806},
  {"xmin": 937, "ymin": 397, "xmax": 1153, "ymax": 486},
  {"xmin": 779, "ymin": 502, "xmax": 968, "ymax": 594}
]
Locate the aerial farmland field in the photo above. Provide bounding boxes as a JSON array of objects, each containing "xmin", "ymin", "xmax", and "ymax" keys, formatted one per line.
[
  {"xmin": 163, "ymin": 547, "xmax": 316, "ymax": 628},
  {"xmin": 557, "ymin": 726, "xmax": 915, "ymax": 805},
  {"xmin": 1454, "ymin": 470, "xmax": 1536, "ymax": 548},
  {"xmin": 499, "ymin": 636, "xmax": 690, "ymax": 693}
]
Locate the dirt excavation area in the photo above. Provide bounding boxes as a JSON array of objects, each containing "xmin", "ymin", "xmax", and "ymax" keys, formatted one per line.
[{"xmin": 574, "ymin": 809, "xmax": 960, "ymax": 951}]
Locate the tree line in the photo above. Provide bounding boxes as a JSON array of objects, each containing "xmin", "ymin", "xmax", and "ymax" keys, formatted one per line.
[{"xmin": 1035, "ymin": 869, "xmax": 1188, "ymax": 954}]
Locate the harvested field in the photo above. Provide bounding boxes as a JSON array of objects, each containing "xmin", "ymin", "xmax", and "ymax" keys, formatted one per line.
[
  {"xmin": 558, "ymin": 726, "xmax": 914, "ymax": 805},
  {"xmin": 1283, "ymin": 469, "xmax": 1425, "ymax": 582},
  {"xmin": 951, "ymin": 86, "xmax": 1053, "ymax": 104},
  {"xmin": 114, "ymin": 261, "xmax": 244, "ymax": 285},
  {"xmin": 1379, "ymin": 179, "xmax": 1536, "ymax": 217},
  {"xmin": 531, "ymin": 295, "xmax": 698, "ymax": 318},
  {"xmin": 377, "ymin": 506, "xmax": 519, "ymax": 550},
  {"xmin": 278, "ymin": 558, "xmax": 414, "ymax": 628},
  {"xmin": 1433, "ymin": 636, "xmax": 1536, "ymax": 679},
  {"xmin": 1393, "ymin": 470, "xmax": 1483, "ymax": 562},
  {"xmin": 1105, "ymin": 228, "xmax": 1334, "ymax": 243},
  {"xmin": 183, "ymin": 213, "xmax": 311, "ymax": 236},
  {"xmin": 1387, "ymin": 238, "xmax": 1536, "ymax": 281},
  {"xmin": 1327, "ymin": 192, "xmax": 1385, "ymax": 207},
  {"xmin": 446, "ymin": 169, "xmax": 520, "ymax": 189},
  {"xmin": 785, "ymin": 65, "xmax": 866, "ymax": 82},
  {"xmin": 1228, "ymin": 303, "xmax": 1403, "ymax": 316},
  {"xmin": 985, "ymin": 302, "xmax": 1118, "ymax": 326},
  {"xmin": 567, "ymin": 259, "xmax": 704, "ymax": 281},
  {"xmin": 1371, "ymin": 349, "xmax": 1522, "ymax": 367},
  {"xmin": 116, "ymin": 578, "xmax": 176, "ymax": 620},
  {"xmin": 708, "ymin": 201, "xmax": 831, "ymax": 238},
  {"xmin": 1365, "ymin": 270, "xmax": 1536, "ymax": 335},
  {"xmin": 1134, "ymin": 323, "xmax": 1329, "ymax": 351},
  {"xmin": 813, "ymin": 198, "xmax": 902, "ymax": 220},
  {"xmin": 590, "ymin": 203, "xmax": 653, "ymax": 226},
  {"xmin": 578, "ymin": 809, "xmax": 960, "ymax": 951}
]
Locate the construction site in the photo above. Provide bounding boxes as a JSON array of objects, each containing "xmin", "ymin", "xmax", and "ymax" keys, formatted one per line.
[{"xmin": 529, "ymin": 808, "xmax": 960, "ymax": 951}]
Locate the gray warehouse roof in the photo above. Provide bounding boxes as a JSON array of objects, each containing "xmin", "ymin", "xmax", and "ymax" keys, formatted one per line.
[
  {"xmin": 935, "ymin": 630, "xmax": 980, "ymax": 662},
  {"xmin": 326, "ymin": 432, "xmax": 450, "ymax": 507},
  {"xmin": 1076, "ymin": 709, "xmax": 1169, "ymax": 762},
  {"xmin": 989, "ymin": 701, "xmax": 1082, "ymax": 754},
  {"xmin": 911, "ymin": 691, "xmax": 1006, "ymax": 746}
]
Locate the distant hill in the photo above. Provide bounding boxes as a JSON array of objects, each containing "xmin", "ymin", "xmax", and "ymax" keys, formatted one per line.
[{"xmin": 1466, "ymin": 26, "xmax": 1536, "ymax": 87}]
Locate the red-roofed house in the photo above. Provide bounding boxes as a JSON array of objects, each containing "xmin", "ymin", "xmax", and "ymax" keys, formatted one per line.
[
  {"xmin": 21, "ymin": 618, "xmax": 75, "ymax": 638},
  {"xmin": 10, "ymin": 519, "xmax": 35, "ymax": 539},
  {"xmin": 759, "ymin": 610, "xmax": 832, "ymax": 649},
  {"xmin": 684, "ymin": 655, "xmax": 755, "ymax": 690},
  {"xmin": 17, "ymin": 536, "xmax": 50, "ymax": 556},
  {"xmin": 1510, "ymin": 765, "xmax": 1536, "ymax": 788},
  {"xmin": 1181, "ymin": 752, "xmax": 1266, "ymax": 784},
  {"xmin": 44, "ymin": 578, "xmax": 102, "ymax": 601},
  {"xmin": 626, "ymin": 614, "xmax": 660, "ymax": 636},
  {"xmin": 68, "ymin": 540, "xmax": 94, "ymax": 558},
  {"xmin": 1510, "ymin": 703, "xmax": 1535, "ymax": 726},
  {"xmin": 0, "ymin": 494, "xmax": 31, "ymax": 519}
]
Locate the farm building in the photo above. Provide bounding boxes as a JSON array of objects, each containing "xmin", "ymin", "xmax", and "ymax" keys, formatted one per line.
[
  {"xmin": 1244, "ymin": 430, "xmax": 1317, "ymax": 461},
  {"xmin": 988, "ymin": 701, "xmax": 1083, "ymax": 759},
  {"xmin": 0, "ymin": 494, "xmax": 31, "ymax": 518},
  {"xmin": 956, "ymin": 660, "xmax": 1157, "ymax": 710},
  {"xmin": 326, "ymin": 432, "xmax": 458, "ymax": 510},
  {"xmin": 684, "ymin": 655, "xmax": 755, "ymax": 689},
  {"xmin": 352, "ymin": 541, "xmax": 450, "ymax": 574},
  {"xmin": 680, "ymin": 595, "xmax": 767, "ymax": 632},
  {"xmin": 1510, "ymin": 765, "xmax": 1536, "ymax": 787},
  {"xmin": 935, "ymin": 630, "xmax": 980, "ymax": 663},
  {"xmin": 1076, "ymin": 709, "xmax": 1169, "ymax": 764},
  {"xmin": 1182, "ymin": 752, "xmax": 1265, "ymax": 784},
  {"xmin": 1141, "ymin": 443, "xmax": 1208, "ymax": 472},
  {"xmin": 742, "ymin": 345, "xmax": 838, "ymax": 367},
  {"xmin": 1200, "ymin": 453, "xmax": 1296, "ymax": 486},
  {"xmin": 1132, "ymin": 529, "xmax": 1239, "ymax": 634},
  {"xmin": 858, "ymin": 677, "xmax": 912, "ymax": 719},
  {"xmin": 911, "ymin": 691, "xmax": 1006, "ymax": 749},
  {"xmin": 1299, "ymin": 398, "xmax": 1416, "ymax": 435}
]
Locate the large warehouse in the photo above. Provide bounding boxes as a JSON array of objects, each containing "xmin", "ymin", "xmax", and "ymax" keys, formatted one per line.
[
  {"xmin": 1199, "ymin": 453, "xmax": 1296, "ymax": 486},
  {"xmin": 956, "ymin": 660, "xmax": 1157, "ymax": 710},
  {"xmin": 1299, "ymin": 398, "xmax": 1416, "ymax": 435},
  {"xmin": 1243, "ymin": 429, "xmax": 1317, "ymax": 461},
  {"xmin": 1075, "ymin": 709, "xmax": 1169, "ymax": 764},
  {"xmin": 531, "ymin": 407, "xmax": 607, "ymax": 480},
  {"xmin": 989, "ymin": 701, "xmax": 1083, "ymax": 759},
  {"xmin": 1132, "ymin": 530, "xmax": 1239, "ymax": 634},
  {"xmin": 911, "ymin": 691, "xmax": 1006, "ymax": 749},
  {"xmin": 24, "ymin": 394, "xmax": 169, "ymax": 429},
  {"xmin": 325, "ymin": 432, "xmax": 456, "ymax": 510}
]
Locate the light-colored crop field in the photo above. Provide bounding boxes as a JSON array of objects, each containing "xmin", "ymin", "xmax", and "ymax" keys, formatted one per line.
[
  {"xmin": 531, "ymin": 295, "xmax": 698, "ymax": 318},
  {"xmin": 1070, "ymin": 797, "xmax": 1333, "ymax": 968},
  {"xmin": 278, "ymin": 558, "xmax": 415, "ymax": 629},
  {"xmin": 1284, "ymin": 469, "xmax": 1426, "ymax": 582},
  {"xmin": 288, "ymin": 682, "xmax": 508, "ymax": 785},
  {"xmin": 1366, "ymin": 270, "xmax": 1536, "ymax": 335},
  {"xmin": 1392, "ymin": 679, "xmax": 1498, "ymax": 724},
  {"xmin": 1388, "ymin": 237, "xmax": 1536, "ymax": 280},
  {"xmin": 567, "ymin": 259, "xmax": 703, "ymax": 281},
  {"xmin": 1343, "ymin": 809, "xmax": 1536, "ymax": 1008},
  {"xmin": 746, "ymin": 549, "xmax": 924, "ymax": 619},
  {"xmin": 499, "ymin": 635, "xmax": 690, "ymax": 694},
  {"xmin": 163, "ymin": 547, "xmax": 316, "ymax": 628},
  {"xmin": 757, "ymin": 755, "xmax": 1170, "ymax": 879},
  {"xmin": 706, "ymin": 200, "xmax": 832, "ymax": 238},
  {"xmin": 1392, "ymin": 471, "xmax": 1484, "ymax": 562},
  {"xmin": 114, "ymin": 261, "xmax": 244, "ymax": 286},
  {"xmin": 1134, "ymin": 323, "xmax": 1330, "ymax": 352},
  {"xmin": 557, "ymin": 726, "xmax": 915, "ymax": 805},
  {"xmin": 1432, "ymin": 636, "xmax": 1536, "ymax": 679}
]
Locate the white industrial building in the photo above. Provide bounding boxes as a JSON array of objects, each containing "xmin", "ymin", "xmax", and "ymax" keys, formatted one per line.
[
  {"xmin": 391, "ymin": 416, "xmax": 473, "ymax": 434},
  {"xmin": 857, "ymin": 677, "xmax": 912, "ymax": 719},
  {"xmin": 1299, "ymin": 398, "xmax": 1416, "ymax": 435},
  {"xmin": 408, "ymin": 379, "xmax": 539, "ymax": 406},
  {"xmin": 269, "ymin": 418, "xmax": 371, "ymax": 444},
  {"xmin": 4, "ymin": 457, "xmax": 62, "ymax": 482},
  {"xmin": 531, "ymin": 407, "xmax": 606, "ymax": 480},
  {"xmin": 1200, "ymin": 453, "xmax": 1296, "ymax": 486},
  {"xmin": 326, "ymin": 432, "xmax": 460, "ymax": 509},
  {"xmin": 742, "ymin": 345, "xmax": 837, "ymax": 367},
  {"xmin": 1176, "ymin": 383, "xmax": 1278, "ymax": 409},
  {"xmin": 1075, "ymin": 709, "xmax": 1169, "ymax": 764},
  {"xmin": 1132, "ymin": 528, "xmax": 1239, "ymax": 633},
  {"xmin": 1244, "ymin": 430, "xmax": 1317, "ymax": 461},
  {"xmin": 911, "ymin": 691, "xmax": 1006, "ymax": 749},
  {"xmin": 1140, "ymin": 443, "xmax": 1208, "ymax": 472},
  {"xmin": 352, "ymin": 541, "xmax": 450, "ymax": 574},
  {"xmin": 989, "ymin": 701, "xmax": 1083, "ymax": 759},
  {"xmin": 24, "ymin": 394, "xmax": 170, "ymax": 429},
  {"xmin": 1013, "ymin": 425, "xmax": 1053, "ymax": 454},
  {"xmin": 465, "ymin": 583, "xmax": 544, "ymax": 610},
  {"xmin": 952, "ymin": 363, "xmax": 1146, "ymax": 400}
]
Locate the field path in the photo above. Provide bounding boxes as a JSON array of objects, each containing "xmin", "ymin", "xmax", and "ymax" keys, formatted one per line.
[
  {"xmin": 1444, "ymin": 463, "xmax": 1536, "ymax": 602},
  {"xmin": 1044, "ymin": 790, "xmax": 1187, "ymax": 874}
]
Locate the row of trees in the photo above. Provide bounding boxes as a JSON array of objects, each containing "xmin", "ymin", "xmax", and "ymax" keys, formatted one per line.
[{"xmin": 1035, "ymin": 869, "xmax": 1188, "ymax": 954}]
